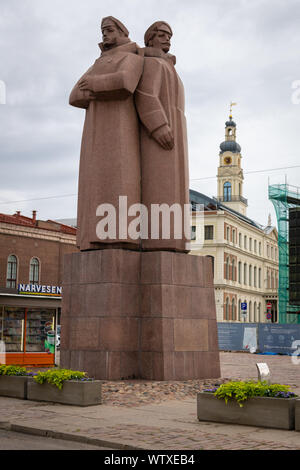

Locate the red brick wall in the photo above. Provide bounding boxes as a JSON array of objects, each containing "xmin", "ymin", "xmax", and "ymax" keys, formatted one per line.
[{"xmin": 0, "ymin": 232, "xmax": 78, "ymax": 287}]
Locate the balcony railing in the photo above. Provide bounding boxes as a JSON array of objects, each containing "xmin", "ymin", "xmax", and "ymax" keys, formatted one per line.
[{"xmin": 217, "ymin": 195, "xmax": 248, "ymax": 206}]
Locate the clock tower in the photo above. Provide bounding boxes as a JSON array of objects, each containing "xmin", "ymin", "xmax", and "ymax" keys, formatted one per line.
[{"xmin": 217, "ymin": 112, "xmax": 247, "ymax": 216}]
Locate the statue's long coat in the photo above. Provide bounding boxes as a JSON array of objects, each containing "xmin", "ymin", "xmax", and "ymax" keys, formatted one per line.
[
  {"xmin": 69, "ymin": 42, "xmax": 143, "ymax": 251},
  {"xmin": 135, "ymin": 50, "xmax": 190, "ymax": 252}
]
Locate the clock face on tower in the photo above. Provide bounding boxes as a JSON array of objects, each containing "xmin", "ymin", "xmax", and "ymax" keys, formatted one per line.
[{"xmin": 224, "ymin": 156, "xmax": 232, "ymax": 165}]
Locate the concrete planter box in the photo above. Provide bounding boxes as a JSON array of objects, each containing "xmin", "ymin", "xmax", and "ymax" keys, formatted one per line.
[
  {"xmin": 0, "ymin": 376, "xmax": 28, "ymax": 399},
  {"xmin": 197, "ymin": 392, "xmax": 296, "ymax": 430},
  {"xmin": 295, "ymin": 400, "xmax": 300, "ymax": 431},
  {"xmin": 27, "ymin": 378, "xmax": 102, "ymax": 407}
]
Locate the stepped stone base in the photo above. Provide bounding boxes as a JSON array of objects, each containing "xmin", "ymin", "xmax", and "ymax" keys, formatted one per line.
[{"xmin": 60, "ymin": 249, "xmax": 220, "ymax": 380}]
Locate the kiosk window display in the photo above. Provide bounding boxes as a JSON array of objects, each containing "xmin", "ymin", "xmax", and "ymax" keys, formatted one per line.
[{"xmin": 0, "ymin": 306, "xmax": 56, "ymax": 365}]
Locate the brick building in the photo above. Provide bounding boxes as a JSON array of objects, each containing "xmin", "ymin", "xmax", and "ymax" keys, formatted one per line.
[{"xmin": 0, "ymin": 211, "xmax": 77, "ymax": 366}]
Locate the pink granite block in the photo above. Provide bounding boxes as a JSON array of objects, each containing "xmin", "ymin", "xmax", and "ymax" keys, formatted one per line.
[
  {"xmin": 79, "ymin": 250, "xmax": 102, "ymax": 284},
  {"xmin": 84, "ymin": 283, "xmax": 121, "ymax": 317},
  {"xmin": 107, "ymin": 352, "xmax": 121, "ymax": 380},
  {"xmin": 99, "ymin": 318, "xmax": 139, "ymax": 351},
  {"xmin": 140, "ymin": 251, "xmax": 173, "ymax": 284},
  {"xmin": 120, "ymin": 352, "xmax": 139, "ymax": 379},
  {"xmin": 191, "ymin": 287, "xmax": 216, "ymax": 319},
  {"xmin": 70, "ymin": 317, "xmax": 100, "ymax": 350}
]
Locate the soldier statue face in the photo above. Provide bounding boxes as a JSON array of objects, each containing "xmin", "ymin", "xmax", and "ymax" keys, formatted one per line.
[
  {"xmin": 101, "ymin": 22, "xmax": 124, "ymax": 49},
  {"xmin": 148, "ymin": 28, "xmax": 172, "ymax": 53}
]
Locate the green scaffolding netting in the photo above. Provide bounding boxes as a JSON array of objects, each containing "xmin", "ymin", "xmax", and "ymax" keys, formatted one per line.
[{"xmin": 269, "ymin": 184, "xmax": 300, "ymax": 324}]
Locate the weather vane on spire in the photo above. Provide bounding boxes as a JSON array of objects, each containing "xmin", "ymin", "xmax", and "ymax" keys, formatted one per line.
[{"xmin": 229, "ymin": 101, "xmax": 237, "ymax": 119}]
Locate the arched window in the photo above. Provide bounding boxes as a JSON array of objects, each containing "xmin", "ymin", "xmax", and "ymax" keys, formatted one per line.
[
  {"xmin": 249, "ymin": 301, "xmax": 252, "ymax": 322},
  {"xmin": 244, "ymin": 235, "xmax": 247, "ymax": 249},
  {"xmin": 224, "ymin": 182, "xmax": 231, "ymax": 202},
  {"xmin": 225, "ymin": 297, "xmax": 229, "ymax": 320},
  {"xmin": 238, "ymin": 261, "xmax": 242, "ymax": 283},
  {"xmin": 226, "ymin": 257, "xmax": 230, "ymax": 279},
  {"xmin": 249, "ymin": 265, "xmax": 252, "ymax": 286},
  {"xmin": 259, "ymin": 268, "xmax": 262, "ymax": 288},
  {"xmin": 232, "ymin": 259, "xmax": 235, "ymax": 281},
  {"xmin": 30, "ymin": 258, "xmax": 40, "ymax": 285},
  {"xmin": 232, "ymin": 298, "xmax": 236, "ymax": 321},
  {"xmin": 6, "ymin": 255, "xmax": 17, "ymax": 288},
  {"xmin": 258, "ymin": 303, "xmax": 261, "ymax": 322},
  {"xmin": 254, "ymin": 266, "xmax": 257, "ymax": 287},
  {"xmin": 254, "ymin": 301, "xmax": 257, "ymax": 322},
  {"xmin": 244, "ymin": 263, "xmax": 247, "ymax": 285},
  {"xmin": 238, "ymin": 299, "xmax": 242, "ymax": 321},
  {"xmin": 239, "ymin": 233, "xmax": 242, "ymax": 247}
]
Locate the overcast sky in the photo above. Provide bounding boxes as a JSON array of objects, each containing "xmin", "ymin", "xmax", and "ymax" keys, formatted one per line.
[{"xmin": 1, "ymin": 0, "xmax": 300, "ymax": 227}]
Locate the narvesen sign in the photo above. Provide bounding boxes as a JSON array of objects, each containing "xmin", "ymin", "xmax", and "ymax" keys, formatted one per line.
[{"xmin": 18, "ymin": 284, "xmax": 62, "ymax": 297}]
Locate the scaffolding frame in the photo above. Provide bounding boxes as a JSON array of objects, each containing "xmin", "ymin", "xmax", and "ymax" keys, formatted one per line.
[{"xmin": 269, "ymin": 183, "xmax": 300, "ymax": 324}]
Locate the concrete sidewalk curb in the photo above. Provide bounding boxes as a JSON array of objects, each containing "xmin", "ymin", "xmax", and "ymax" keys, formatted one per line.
[{"xmin": 0, "ymin": 421, "xmax": 146, "ymax": 451}]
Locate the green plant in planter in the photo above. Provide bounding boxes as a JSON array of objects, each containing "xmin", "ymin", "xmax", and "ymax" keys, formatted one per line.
[
  {"xmin": 0, "ymin": 365, "xmax": 28, "ymax": 376},
  {"xmin": 33, "ymin": 368, "xmax": 90, "ymax": 390},
  {"xmin": 209, "ymin": 381, "xmax": 298, "ymax": 407}
]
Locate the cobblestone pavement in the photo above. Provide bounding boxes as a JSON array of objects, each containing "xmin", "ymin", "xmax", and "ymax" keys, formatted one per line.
[
  {"xmin": 1, "ymin": 352, "xmax": 300, "ymax": 450},
  {"xmin": 99, "ymin": 351, "xmax": 300, "ymax": 407}
]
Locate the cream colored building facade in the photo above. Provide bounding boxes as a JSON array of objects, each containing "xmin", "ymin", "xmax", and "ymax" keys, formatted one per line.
[{"xmin": 190, "ymin": 115, "xmax": 278, "ymax": 323}]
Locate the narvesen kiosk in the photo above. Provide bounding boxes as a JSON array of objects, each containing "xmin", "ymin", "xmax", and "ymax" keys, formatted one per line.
[{"xmin": 0, "ymin": 284, "xmax": 61, "ymax": 366}]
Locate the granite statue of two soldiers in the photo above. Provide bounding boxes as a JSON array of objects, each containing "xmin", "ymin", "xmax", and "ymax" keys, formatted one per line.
[{"xmin": 69, "ymin": 17, "xmax": 190, "ymax": 253}]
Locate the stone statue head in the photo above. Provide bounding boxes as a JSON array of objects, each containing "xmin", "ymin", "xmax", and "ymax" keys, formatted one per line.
[
  {"xmin": 101, "ymin": 16, "xmax": 130, "ymax": 50},
  {"xmin": 144, "ymin": 21, "xmax": 173, "ymax": 53}
]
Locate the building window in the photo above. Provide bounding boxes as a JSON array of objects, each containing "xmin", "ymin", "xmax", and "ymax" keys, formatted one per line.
[
  {"xmin": 254, "ymin": 302, "xmax": 257, "ymax": 322},
  {"xmin": 249, "ymin": 301, "xmax": 252, "ymax": 322},
  {"xmin": 258, "ymin": 268, "xmax": 262, "ymax": 288},
  {"xmin": 204, "ymin": 225, "xmax": 214, "ymax": 240},
  {"xmin": 226, "ymin": 257, "xmax": 230, "ymax": 279},
  {"xmin": 6, "ymin": 255, "xmax": 17, "ymax": 288},
  {"xmin": 254, "ymin": 240, "xmax": 257, "ymax": 253},
  {"xmin": 232, "ymin": 298, "xmax": 236, "ymax": 321},
  {"xmin": 259, "ymin": 242, "xmax": 262, "ymax": 255},
  {"xmin": 244, "ymin": 235, "xmax": 247, "ymax": 250},
  {"xmin": 244, "ymin": 263, "xmax": 247, "ymax": 285},
  {"xmin": 226, "ymin": 226, "xmax": 230, "ymax": 241},
  {"xmin": 232, "ymin": 259, "xmax": 235, "ymax": 281},
  {"xmin": 191, "ymin": 225, "xmax": 196, "ymax": 240},
  {"xmin": 29, "ymin": 258, "xmax": 40, "ymax": 285},
  {"xmin": 238, "ymin": 261, "xmax": 242, "ymax": 283},
  {"xmin": 238, "ymin": 299, "xmax": 242, "ymax": 321},
  {"xmin": 232, "ymin": 229, "xmax": 236, "ymax": 244},
  {"xmin": 267, "ymin": 245, "xmax": 270, "ymax": 257},
  {"xmin": 258, "ymin": 303, "xmax": 261, "ymax": 322},
  {"xmin": 225, "ymin": 297, "xmax": 229, "ymax": 320},
  {"xmin": 224, "ymin": 182, "xmax": 231, "ymax": 202},
  {"xmin": 249, "ymin": 238, "xmax": 252, "ymax": 251},
  {"xmin": 249, "ymin": 265, "xmax": 252, "ymax": 286},
  {"xmin": 239, "ymin": 233, "xmax": 242, "ymax": 247},
  {"xmin": 254, "ymin": 266, "xmax": 257, "ymax": 287}
]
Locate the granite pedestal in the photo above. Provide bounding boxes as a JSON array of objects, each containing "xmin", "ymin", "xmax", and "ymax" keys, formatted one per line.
[{"xmin": 60, "ymin": 250, "xmax": 220, "ymax": 380}]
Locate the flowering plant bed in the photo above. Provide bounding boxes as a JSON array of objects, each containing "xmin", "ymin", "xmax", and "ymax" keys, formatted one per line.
[
  {"xmin": 27, "ymin": 369, "xmax": 101, "ymax": 407},
  {"xmin": 197, "ymin": 381, "xmax": 298, "ymax": 430}
]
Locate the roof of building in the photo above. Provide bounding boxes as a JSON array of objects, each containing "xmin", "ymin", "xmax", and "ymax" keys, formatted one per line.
[
  {"xmin": 189, "ymin": 189, "xmax": 275, "ymax": 233},
  {"xmin": 0, "ymin": 211, "xmax": 76, "ymax": 236}
]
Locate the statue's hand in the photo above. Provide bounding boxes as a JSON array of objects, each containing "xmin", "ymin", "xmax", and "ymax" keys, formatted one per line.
[
  {"xmin": 152, "ymin": 124, "xmax": 174, "ymax": 150},
  {"xmin": 78, "ymin": 76, "xmax": 93, "ymax": 92}
]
